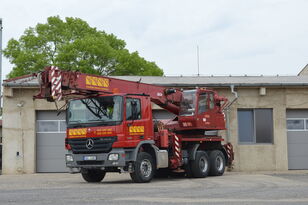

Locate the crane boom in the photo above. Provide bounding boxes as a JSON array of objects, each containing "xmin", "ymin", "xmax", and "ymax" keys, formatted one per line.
[{"xmin": 35, "ymin": 66, "xmax": 182, "ymax": 115}]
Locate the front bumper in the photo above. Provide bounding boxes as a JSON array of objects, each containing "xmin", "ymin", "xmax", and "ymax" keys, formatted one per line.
[{"xmin": 66, "ymin": 148, "xmax": 126, "ymax": 168}]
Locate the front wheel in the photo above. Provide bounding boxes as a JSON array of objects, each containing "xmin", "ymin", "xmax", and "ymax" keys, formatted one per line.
[
  {"xmin": 190, "ymin": 151, "xmax": 210, "ymax": 178},
  {"xmin": 81, "ymin": 169, "xmax": 106, "ymax": 183},
  {"xmin": 130, "ymin": 152, "xmax": 155, "ymax": 183}
]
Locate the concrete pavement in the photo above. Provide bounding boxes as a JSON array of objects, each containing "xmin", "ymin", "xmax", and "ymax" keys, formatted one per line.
[{"xmin": 0, "ymin": 171, "xmax": 308, "ymax": 205}]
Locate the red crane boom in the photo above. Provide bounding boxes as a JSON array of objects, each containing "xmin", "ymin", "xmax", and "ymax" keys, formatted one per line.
[{"xmin": 35, "ymin": 66, "xmax": 182, "ymax": 115}]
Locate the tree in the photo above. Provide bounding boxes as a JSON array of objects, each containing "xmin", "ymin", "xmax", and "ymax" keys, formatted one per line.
[{"xmin": 4, "ymin": 16, "xmax": 163, "ymax": 78}]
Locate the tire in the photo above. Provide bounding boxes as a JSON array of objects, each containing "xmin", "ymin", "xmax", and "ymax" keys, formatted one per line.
[
  {"xmin": 209, "ymin": 150, "xmax": 226, "ymax": 176},
  {"xmin": 81, "ymin": 169, "xmax": 106, "ymax": 183},
  {"xmin": 190, "ymin": 151, "xmax": 210, "ymax": 178},
  {"xmin": 130, "ymin": 152, "xmax": 155, "ymax": 183}
]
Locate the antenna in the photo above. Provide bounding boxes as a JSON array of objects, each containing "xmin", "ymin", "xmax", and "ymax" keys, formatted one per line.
[{"xmin": 197, "ymin": 45, "xmax": 200, "ymax": 76}]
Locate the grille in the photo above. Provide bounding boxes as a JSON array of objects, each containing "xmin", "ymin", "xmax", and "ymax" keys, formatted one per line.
[{"xmin": 67, "ymin": 136, "xmax": 117, "ymax": 154}]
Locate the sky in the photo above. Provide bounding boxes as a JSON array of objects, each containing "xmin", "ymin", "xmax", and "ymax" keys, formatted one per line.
[{"xmin": 1, "ymin": 0, "xmax": 308, "ymax": 79}]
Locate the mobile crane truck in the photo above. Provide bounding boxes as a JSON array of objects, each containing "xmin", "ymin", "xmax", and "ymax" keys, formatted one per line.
[{"xmin": 34, "ymin": 66, "xmax": 234, "ymax": 183}]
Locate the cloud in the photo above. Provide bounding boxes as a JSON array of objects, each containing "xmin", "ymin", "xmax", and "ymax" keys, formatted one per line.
[{"xmin": 1, "ymin": 0, "xmax": 308, "ymax": 78}]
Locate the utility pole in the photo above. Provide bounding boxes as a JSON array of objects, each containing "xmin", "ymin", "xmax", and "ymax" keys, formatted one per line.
[{"xmin": 0, "ymin": 18, "xmax": 2, "ymax": 109}]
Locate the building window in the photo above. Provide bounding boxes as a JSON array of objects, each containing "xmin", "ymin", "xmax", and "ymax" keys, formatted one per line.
[
  {"xmin": 37, "ymin": 120, "xmax": 66, "ymax": 133},
  {"xmin": 238, "ymin": 109, "xmax": 273, "ymax": 144},
  {"xmin": 287, "ymin": 119, "xmax": 308, "ymax": 130}
]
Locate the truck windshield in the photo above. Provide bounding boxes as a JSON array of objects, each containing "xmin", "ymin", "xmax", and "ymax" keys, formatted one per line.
[
  {"xmin": 68, "ymin": 96, "xmax": 123, "ymax": 127},
  {"xmin": 179, "ymin": 90, "xmax": 197, "ymax": 116}
]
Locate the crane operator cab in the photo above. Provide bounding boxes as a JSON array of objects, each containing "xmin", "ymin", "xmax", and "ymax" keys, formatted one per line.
[{"xmin": 178, "ymin": 88, "xmax": 227, "ymax": 131}]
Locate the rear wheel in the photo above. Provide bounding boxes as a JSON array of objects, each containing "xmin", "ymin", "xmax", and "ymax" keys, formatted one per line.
[
  {"xmin": 209, "ymin": 150, "xmax": 226, "ymax": 176},
  {"xmin": 81, "ymin": 169, "xmax": 106, "ymax": 183},
  {"xmin": 130, "ymin": 152, "xmax": 155, "ymax": 183},
  {"xmin": 190, "ymin": 151, "xmax": 210, "ymax": 178}
]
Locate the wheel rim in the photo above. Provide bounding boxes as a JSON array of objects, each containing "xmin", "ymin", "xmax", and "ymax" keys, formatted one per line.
[
  {"xmin": 199, "ymin": 156, "xmax": 208, "ymax": 173},
  {"xmin": 140, "ymin": 159, "xmax": 152, "ymax": 178},
  {"xmin": 216, "ymin": 155, "xmax": 224, "ymax": 172}
]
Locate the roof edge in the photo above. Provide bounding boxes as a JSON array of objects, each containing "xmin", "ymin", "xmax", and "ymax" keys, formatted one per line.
[
  {"xmin": 3, "ymin": 74, "xmax": 35, "ymax": 82},
  {"xmin": 5, "ymin": 81, "xmax": 308, "ymax": 88}
]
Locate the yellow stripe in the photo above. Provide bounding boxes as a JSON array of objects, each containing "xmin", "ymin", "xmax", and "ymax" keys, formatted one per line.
[
  {"xmin": 93, "ymin": 77, "xmax": 98, "ymax": 86},
  {"xmin": 86, "ymin": 76, "xmax": 91, "ymax": 85},
  {"xmin": 85, "ymin": 76, "xmax": 109, "ymax": 88},
  {"xmin": 97, "ymin": 78, "xmax": 103, "ymax": 86},
  {"xmin": 129, "ymin": 126, "xmax": 144, "ymax": 133}
]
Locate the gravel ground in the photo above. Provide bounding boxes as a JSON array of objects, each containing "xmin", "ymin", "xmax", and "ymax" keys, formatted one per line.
[{"xmin": 0, "ymin": 171, "xmax": 308, "ymax": 205}]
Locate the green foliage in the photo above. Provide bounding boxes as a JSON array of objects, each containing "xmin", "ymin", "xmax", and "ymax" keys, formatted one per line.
[{"xmin": 4, "ymin": 16, "xmax": 163, "ymax": 78}]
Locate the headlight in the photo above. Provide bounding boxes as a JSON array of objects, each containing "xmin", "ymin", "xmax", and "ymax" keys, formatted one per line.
[
  {"xmin": 108, "ymin": 153, "xmax": 119, "ymax": 161},
  {"xmin": 66, "ymin": 154, "xmax": 74, "ymax": 162}
]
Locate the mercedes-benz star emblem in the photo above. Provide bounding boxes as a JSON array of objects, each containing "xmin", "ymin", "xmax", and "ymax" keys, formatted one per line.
[{"xmin": 86, "ymin": 139, "xmax": 94, "ymax": 150}]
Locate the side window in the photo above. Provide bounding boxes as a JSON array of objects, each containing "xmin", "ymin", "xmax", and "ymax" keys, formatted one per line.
[
  {"xmin": 126, "ymin": 98, "xmax": 141, "ymax": 120},
  {"xmin": 198, "ymin": 93, "xmax": 208, "ymax": 114}
]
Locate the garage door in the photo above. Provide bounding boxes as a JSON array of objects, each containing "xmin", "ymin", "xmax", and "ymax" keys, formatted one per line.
[
  {"xmin": 36, "ymin": 111, "xmax": 67, "ymax": 172},
  {"xmin": 286, "ymin": 110, "xmax": 308, "ymax": 169}
]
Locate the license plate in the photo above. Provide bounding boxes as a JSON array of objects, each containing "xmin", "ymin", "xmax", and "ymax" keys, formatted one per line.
[{"xmin": 83, "ymin": 156, "xmax": 97, "ymax": 161}]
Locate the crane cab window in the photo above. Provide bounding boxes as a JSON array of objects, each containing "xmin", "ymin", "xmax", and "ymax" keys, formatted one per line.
[
  {"xmin": 198, "ymin": 92, "xmax": 215, "ymax": 114},
  {"xmin": 180, "ymin": 90, "xmax": 197, "ymax": 116},
  {"xmin": 209, "ymin": 93, "xmax": 215, "ymax": 109},
  {"xmin": 126, "ymin": 98, "xmax": 141, "ymax": 120},
  {"xmin": 198, "ymin": 93, "xmax": 208, "ymax": 114}
]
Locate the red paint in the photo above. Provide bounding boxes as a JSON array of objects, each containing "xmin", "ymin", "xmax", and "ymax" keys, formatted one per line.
[{"xmin": 159, "ymin": 130, "xmax": 169, "ymax": 148}]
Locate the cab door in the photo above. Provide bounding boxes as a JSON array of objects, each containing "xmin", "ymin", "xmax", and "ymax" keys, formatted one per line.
[
  {"xmin": 196, "ymin": 91, "xmax": 217, "ymax": 129},
  {"xmin": 123, "ymin": 97, "xmax": 148, "ymax": 147}
]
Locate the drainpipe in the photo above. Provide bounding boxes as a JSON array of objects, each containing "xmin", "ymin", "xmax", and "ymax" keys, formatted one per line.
[
  {"xmin": 227, "ymin": 85, "xmax": 238, "ymax": 108},
  {"xmin": 225, "ymin": 85, "xmax": 238, "ymax": 142}
]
